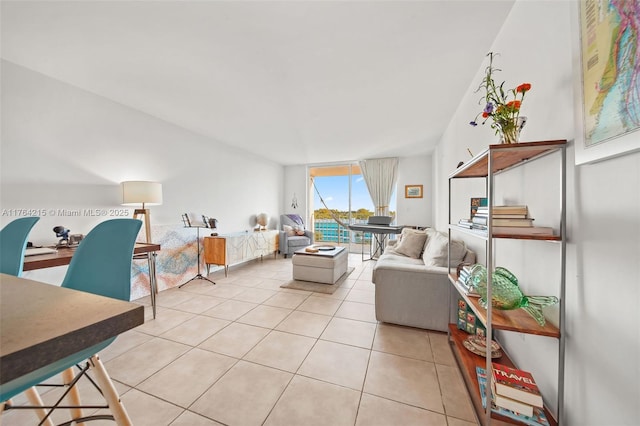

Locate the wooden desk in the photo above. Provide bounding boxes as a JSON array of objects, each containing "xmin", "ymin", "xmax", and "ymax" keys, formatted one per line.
[
  {"xmin": 0, "ymin": 274, "xmax": 144, "ymax": 385},
  {"xmin": 23, "ymin": 242, "xmax": 160, "ymax": 318}
]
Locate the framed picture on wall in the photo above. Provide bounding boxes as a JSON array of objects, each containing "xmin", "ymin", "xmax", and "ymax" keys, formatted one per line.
[
  {"xmin": 574, "ymin": 0, "xmax": 640, "ymax": 165},
  {"xmin": 405, "ymin": 185, "xmax": 423, "ymax": 199}
]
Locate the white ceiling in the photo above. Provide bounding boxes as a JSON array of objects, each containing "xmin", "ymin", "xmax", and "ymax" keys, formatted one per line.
[{"xmin": 1, "ymin": 1, "xmax": 514, "ymax": 166}]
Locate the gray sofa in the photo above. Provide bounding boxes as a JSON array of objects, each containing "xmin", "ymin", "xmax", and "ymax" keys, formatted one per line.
[
  {"xmin": 279, "ymin": 214, "xmax": 314, "ymax": 258},
  {"xmin": 372, "ymin": 228, "xmax": 475, "ymax": 332}
]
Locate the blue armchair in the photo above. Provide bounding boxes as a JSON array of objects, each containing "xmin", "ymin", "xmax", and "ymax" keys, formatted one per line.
[{"xmin": 279, "ymin": 214, "xmax": 314, "ymax": 258}]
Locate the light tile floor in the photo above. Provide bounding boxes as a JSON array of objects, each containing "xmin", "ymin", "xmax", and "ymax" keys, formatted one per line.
[{"xmin": 3, "ymin": 253, "xmax": 478, "ymax": 426}]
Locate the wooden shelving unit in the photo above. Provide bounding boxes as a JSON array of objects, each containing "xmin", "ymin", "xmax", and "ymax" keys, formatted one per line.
[
  {"xmin": 448, "ymin": 140, "xmax": 567, "ymax": 426},
  {"xmin": 449, "ymin": 325, "xmax": 558, "ymax": 426},
  {"xmin": 450, "ymin": 140, "xmax": 567, "ymax": 179},
  {"xmin": 449, "ymin": 274, "xmax": 560, "ymax": 338}
]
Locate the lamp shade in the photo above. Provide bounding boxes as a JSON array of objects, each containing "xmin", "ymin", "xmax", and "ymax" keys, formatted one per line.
[{"xmin": 121, "ymin": 181, "xmax": 163, "ymax": 206}]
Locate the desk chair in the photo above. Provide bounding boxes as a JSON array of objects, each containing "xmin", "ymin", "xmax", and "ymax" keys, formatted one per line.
[
  {"xmin": 0, "ymin": 216, "xmax": 40, "ymax": 276},
  {"xmin": 0, "ymin": 218, "xmax": 142, "ymax": 426}
]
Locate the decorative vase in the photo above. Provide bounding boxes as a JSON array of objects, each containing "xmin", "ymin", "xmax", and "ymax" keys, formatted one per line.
[{"xmin": 498, "ymin": 116, "xmax": 527, "ymax": 144}]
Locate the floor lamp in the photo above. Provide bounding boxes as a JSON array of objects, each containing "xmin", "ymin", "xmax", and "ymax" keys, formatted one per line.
[
  {"xmin": 121, "ymin": 181, "xmax": 163, "ymax": 318},
  {"xmin": 121, "ymin": 181, "xmax": 163, "ymax": 243}
]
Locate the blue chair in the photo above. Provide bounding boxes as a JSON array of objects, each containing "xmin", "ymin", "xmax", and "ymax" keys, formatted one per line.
[
  {"xmin": 0, "ymin": 217, "xmax": 40, "ymax": 276},
  {"xmin": 0, "ymin": 218, "xmax": 142, "ymax": 426}
]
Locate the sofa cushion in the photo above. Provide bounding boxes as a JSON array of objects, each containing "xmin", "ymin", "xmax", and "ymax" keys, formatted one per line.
[
  {"xmin": 287, "ymin": 235, "xmax": 311, "ymax": 247},
  {"xmin": 393, "ymin": 229, "xmax": 428, "ymax": 259},
  {"xmin": 422, "ymin": 231, "xmax": 467, "ymax": 267}
]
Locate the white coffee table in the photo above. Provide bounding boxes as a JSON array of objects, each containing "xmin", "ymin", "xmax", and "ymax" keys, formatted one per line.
[{"xmin": 292, "ymin": 246, "xmax": 348, "ymax": 284}]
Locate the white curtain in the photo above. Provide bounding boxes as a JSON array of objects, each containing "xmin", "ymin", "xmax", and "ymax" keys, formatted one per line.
[{"xmin": 359, "ymin": 157, "xmax": 398, "ymax": 217}]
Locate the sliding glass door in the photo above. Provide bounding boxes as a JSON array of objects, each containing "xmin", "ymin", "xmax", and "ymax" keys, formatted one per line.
[{"xmin": 309, "ymin": 163, "xmax": 396, "ymax": 251}]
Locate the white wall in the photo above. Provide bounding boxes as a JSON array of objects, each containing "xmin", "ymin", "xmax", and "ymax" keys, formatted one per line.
[
  {"xmin": 1, "ymin": 61, "xmax": 284, "ymax": 289},
  {"xmin": 282, "ymin": 164, "xmax": 309, "ymax": 220},
  {"xmin": 435, "ymin": 2, "xmax": 639, "ymax": 425},
  {"xmin": 396, "ymin": 154, "xmax": 433, "ymax": 227}
]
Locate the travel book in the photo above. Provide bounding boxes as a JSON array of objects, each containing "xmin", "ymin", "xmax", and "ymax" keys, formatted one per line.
[
  {"xmin": 492, "ymin": 363, "xmax": 544, "ymax": 407},
  {"xmin": 476, "ymin": 367, "xmax": 550, "ymax": 426}
]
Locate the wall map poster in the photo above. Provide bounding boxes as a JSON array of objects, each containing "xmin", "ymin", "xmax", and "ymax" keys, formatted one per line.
[{"xmin": 579, "ymin": 0, "xmax": 639, "ymax": 148}]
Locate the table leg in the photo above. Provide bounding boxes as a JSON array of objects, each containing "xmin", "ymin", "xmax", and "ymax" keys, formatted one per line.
[{"xmin": 147, "ymin": 252, "xmax": 157, "ymax": 319}]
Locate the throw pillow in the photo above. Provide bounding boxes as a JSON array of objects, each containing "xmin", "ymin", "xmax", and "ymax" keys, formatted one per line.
[
  {"xmin": 423, "ymin": 231, "xmax": 467, "ymax": 267},
  {"xmin": 294, "ymin": 226, "xmax": 306, "ymax": 236},
  {"xmin": 393, "ymin": 229, "xmax": 428, "ymax": 259},
  {"xmin": 283, "ymin": 225, "xmax": 296, "ymax": 236}
]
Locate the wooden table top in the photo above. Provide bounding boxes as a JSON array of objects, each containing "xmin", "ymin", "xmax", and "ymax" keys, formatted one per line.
[
  {"xmin": 23, "ymin": 242, "xmax": 161, "ymax": 271},
  {"xmin": 0, "ymin": 274, "xmax": 144, "ymax": 385}
]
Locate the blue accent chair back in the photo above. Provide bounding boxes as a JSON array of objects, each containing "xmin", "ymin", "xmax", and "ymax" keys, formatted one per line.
[
  {"xmin": 61, "ymin": 218, "xmax": 141, "ymax": 301},
  {"xmin": 0, "ymin": 217, "xmax": 40, "ymax": 276},
  {"xmin": 0, "ymin": 218, "xmax": 142, "ymax": 403}
]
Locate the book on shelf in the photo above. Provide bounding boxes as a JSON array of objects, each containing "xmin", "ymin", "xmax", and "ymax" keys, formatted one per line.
[
  {"xmin": 471, "ymin": 215, "xmax": 488, "ymax": 225},
  {"xmin": 491, "ymin": 363, "xmax": 544, "ymax": 408},
  {"xmin": 492, "ymin": 213, "xmax": 529, "ymax": 219},
  {"xmin": 494, "ymin": 392, "xmax": 535, "ymax": 417},
  {"xmin": 474, "ymin": 216, "xmax": 535, "ymax": 227},
  {"xmin": 470, "ymin": 197, "xmax": 487, "ymax": 218},
  {"xmin": 493, "ymin": 205, "xmax": 529, "ymax": 215},
  {"xmin": 493, "ymin": 226, "xmax": 554, "ymax": 236},
  {"xmin": 456, "ymin": 266, "xmax": 480, "ymax": 297},
  {"xmin": 492, "ymin": 218, "xmax": 534, "ymax": 227},
  {"xmin": 458, "ymin": 219, "xmax": 473, "ymax": 229},
  {"xmin": 476, "ymin": 367, "xmax": 550, "ymax": 426}
]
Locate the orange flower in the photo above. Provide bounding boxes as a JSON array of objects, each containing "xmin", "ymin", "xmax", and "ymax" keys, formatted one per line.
[
  {"xmin": 506, "ymin": 100, "xmax": 522, "ymax": 110},
  {"xmin": 516, "ymin": 83, "xmax": 532, "ymax": 93}
]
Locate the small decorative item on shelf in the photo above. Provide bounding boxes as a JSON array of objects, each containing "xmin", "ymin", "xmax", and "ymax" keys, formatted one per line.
[
  {"xmin": 463, "ymin": 335, "xmax": 502, "ymax": 358},
  {"xmin": 469, "ymin": 52, "xmax": 531, "ymax": 144},
  {"xmin": 457, "ymin": 298, "xmax": 485, "ymax": 335},
  {"xmin": 468, "ymin": 264, "xmax": 558, "ymax": 326}
]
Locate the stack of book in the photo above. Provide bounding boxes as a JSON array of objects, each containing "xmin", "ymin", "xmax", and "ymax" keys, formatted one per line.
[
  {"xmin": 473, "ymin": 205, "xmax": 532, "ymax": 227},
  {"xmin": 472, "ymin": 204, "xmax": 554, "ymax": 236},
  {"xmin": 456, "ymin": 265, "xmax": 479, "ymax": 297},
  {"xmin": 476, "ymin": 366, "xmax": 550, "ymax": 426},
  {"xmin": 491, "ymin": 363, "xmax": 544, "ymax": 417}
]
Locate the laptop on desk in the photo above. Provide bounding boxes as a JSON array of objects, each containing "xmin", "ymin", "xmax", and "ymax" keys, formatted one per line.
[{"xmin": 367, "ymin": 216, "xmax": 392, "ymax": 226}]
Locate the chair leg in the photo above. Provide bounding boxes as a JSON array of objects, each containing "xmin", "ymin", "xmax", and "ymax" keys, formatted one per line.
[
  {"xmin": 88, "ymin": 355, "xmax": 132, "ymax": 426},
  {"xmin": 61, "ymin": 368, "xmax": 85, "ymax": 426},
  {"xmin": 24, "ymin": 388, "xmax": 55, "ymax": 426}
]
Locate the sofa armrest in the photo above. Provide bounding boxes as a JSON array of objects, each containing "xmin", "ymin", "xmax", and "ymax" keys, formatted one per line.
[{"xmin": 279, "ymin": 230, "xmax": 288, "ymax": 253}]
